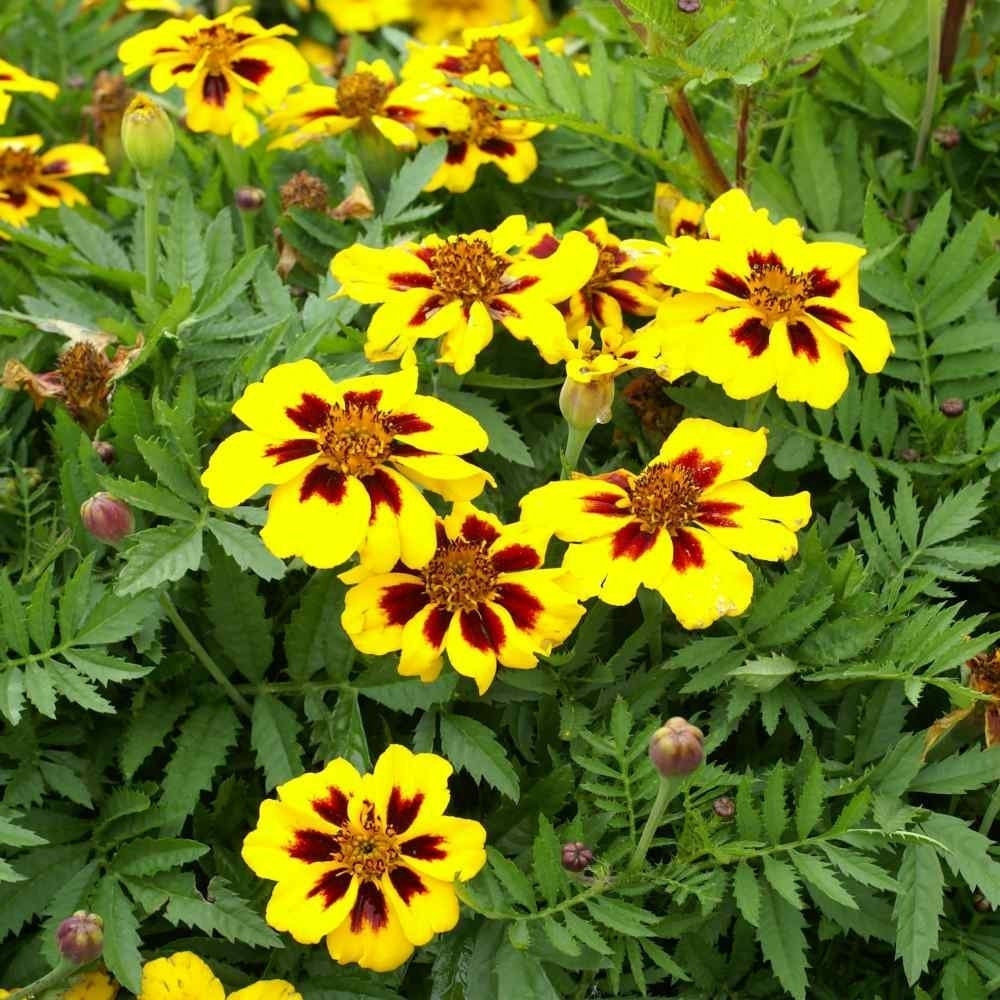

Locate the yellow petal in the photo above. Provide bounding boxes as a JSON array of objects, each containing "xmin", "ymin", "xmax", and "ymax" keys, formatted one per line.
[
  {"xmin": 324, "ymin": 885, "xmax": 415, "ymax": 972},
  {"xmin": 201, "ymin": 430, "xmax": 318, "ymax": 508}
]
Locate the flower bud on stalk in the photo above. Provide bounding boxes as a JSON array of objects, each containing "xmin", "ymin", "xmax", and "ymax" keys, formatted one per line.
[
  {"xmin": 56, "ymin": 911, "xmax": 104, "ymax": 965},
  {"xmin": 561, "ymin": 842, "xmax": 594, "ymax": 872},
  {"xmin": 121, "ymin": 94, "xmax": 175, "ymax": 179},
  {"xmin": 939, "ymin": 397, "xmax": 965, "ymax": 418},
  {"xmin": 713, "ymin": 796, "xmax": 736, "ymax": 821},
  {"xmin": 235, "ymin": 186, "xmax": 265, "ymax": 213},
  {"xmin": 649, "ymin": 717, "xmax": 704, "ymax": 778},
  {"xmin": 560, "ymin": 376, "xmax": 614, "ymax": 432},
  {"xmin": 92, "ymin": 440, "xmax": 115, "ymax": 466},
  {"xmin": 80, "ymin": 493, "xmax": 133, "ymax": 545}
]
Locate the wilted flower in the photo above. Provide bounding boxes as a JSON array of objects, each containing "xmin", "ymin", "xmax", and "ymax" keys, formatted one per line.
[
  {"xmin": 925, "ymin": 649, "xmax": 1000, "ymax": 755},
  {"xmin": 649, "ymin": 717, "xmax": 704, "ymax": 777},
  {"xmin": 82, "ymin": 71, "xmax": 134, "ymax": 169},
  {"xmin": 81, "ymin": 494, "xmax": 135, "ymax": 545}
]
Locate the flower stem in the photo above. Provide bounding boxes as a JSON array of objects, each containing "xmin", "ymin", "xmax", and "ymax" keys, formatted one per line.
[
  {"xmin": 8, "ymin": 960, "xmax": 77, "ymax": 1000},
  {"xmin": 939, "ymin": 0, "xmax": 969, "ymax": 81},
  {"xmin": 628, "ymin": 776, "xmax": 682, "ymax": 873},
  {"xmin": 141, "ymin": 175, "xmax": 159, "ymax": 300},
  {"xmin": 666, "ymin": 87, "xmax": 731, "ymax": 198},
  {"xmin": 562, "ymin": 424, "xmax": 592, "ymax": 477},
  {"xmin": 159, "ymin": 593, "xmax": 252, "ymax": 717},
  {"xmin": 240, "ymin": 209, "xmax": 256, "ymax": 252}
]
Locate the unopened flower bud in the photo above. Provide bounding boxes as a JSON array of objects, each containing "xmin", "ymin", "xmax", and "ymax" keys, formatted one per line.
[
  {"xmin": 677, "ymin": 0, "xmax": 701, "ymax": 11},
  {"xmin": 80, "ymin": 493, "xmax": 133, "ymax": 544},
  {"xmin": 561, "ymin": 842, "xmax": 594, "ymax": 872},
  {"xmin": 899, "ymin": 447, "xmax": 920, "ymax": 463},
  {"xmin": 933, "ymin": 125, "xmax": 961, "ymax": 149},
  {"xmin": 560, "ymin": 375, "xmax": 614, "ymax": 432},
  {"xmin": 92, "ymin": 440, "xmax": 115, "ymax": 466},
  {"xmin": 235, "ymin": 186, "xmax": 265, "ymax": 213},
  {"xmin": 973, "ymin": 893, "xmax": 992, "ymax": 913},
  {"xmin": 121, "ymin": 94, "xmax": 175, "ymax": 178},
  {"xmin": 649, "ymin": 717, "xmax": 704, "ymax": 778},
  {"xmin": 56, "ymin": 911, "xmax": 104, "ymax": 965},
  {"xmin": 939, "ymin": 397, "xmax": 965, "ymax": 417},
  {"xmin": 713, "ymin": 796, "xmax": 735, "ymax": 821}
]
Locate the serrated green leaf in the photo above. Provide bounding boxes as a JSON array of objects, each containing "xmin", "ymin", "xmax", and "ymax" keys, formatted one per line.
[
  {"xmin": 531, "ymin": 815, "xmax": 565, "ymax": 908},
  {"xmin": 795, "ymin": 758, "xmax": 824, "ymax": 840},
  {"xmin": 791, "ymin": 93, "xmax": 841, "ymax": 232},
  {"xmin": 98, "ymin": 476, "xmax": 199, "ymax": 521},
  {"xmin": 251, "ymin": 694, "xmax": 304, "ymax": 791},
  {"xmin": 733, "ymin": 861, "xmax": 760, "ymax": 927},
  {"xmin": 763, "ymin": 765, "xmax": 788, "ymax": 844},
  {"xmin": 135, "ymin": 437, "xmax": 204, "ymax": 505},
  {"xmin": 112, "ymin": 837, "xmax": 208, "ymax": 877},
  {"xmin": 92, "ymin": 877, "xmax": 142, "ymax": 993},
  {"xmin": 382, "ymin": 141, "xmax": 447, "ymax": 224},
  {"xmin": 757, "ymin": 881, "xmax": 809, "ymax": 1000},
  {"xmin": 906, "ymin": 189, "xmax": 951, "ymax": 281},
  {"xmin": 496, "ymin": 942, "xmax": 561, "ymax": 1000},
  {"xmin": 206, "ymin": 517, "xmax": 285, "ymax": 580},
  {"xmin": 116, "ymin": 523, "xmax": 204, "ymax": 595},
  {"xmin": 789, "ymin": 850, "xmax": 856, "ymax": 909},
  {"xmin": 487, "ymin": 848, "xmax": 536, "ymax": 911},
  {"xmin": 439, "ymin": 714, "xmax": 520, "ymax": 801},
  {"xmin": 762, "ymin": 855, "xmax": 801, "ymax": 908},
  {"xmin": 893, "ymin": 844, "xmax": 943, "ymax": 985}
]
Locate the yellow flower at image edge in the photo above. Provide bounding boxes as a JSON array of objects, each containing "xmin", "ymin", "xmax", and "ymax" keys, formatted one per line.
[
  {"xmin": 520, "ymin": 419, "xmax": 812, "ymax": 630},
  {"xmin": 0, "ymin": 969, "xmax": 119, "ymax": 1000},
  {"xmin": 242, "ymin": 745, "xmax": 487, "ymax": 973},
  {"xmin": 0, "ymin": 135, "xmax": 108, "ymax": 230},
  {"xmin": 315, "ymin": 0, "xmax": 411, "ymax": 34},
  {"xmin": 200, "ymin": 361, "xmax": 492, "ymax": 571},
  {"xmin": 138, "ymin": 951, "xmax": 300, "ymax": 1000},
  {"xmin": 0, "ymin": 58, "xmax": 59, "ymax": 124}
]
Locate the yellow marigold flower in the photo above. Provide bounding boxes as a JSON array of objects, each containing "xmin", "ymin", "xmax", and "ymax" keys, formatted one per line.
[
  {"xmin": 118, "ymin": 5, "xmax": 309, "ymax": 144},
  {"xmin": 653, "ymin": 182, "xmax": 705, "ymax": 239},
  {"xmin": 298, "ymin": 38, "xmax": 341, "ymax": 78},
  {"xmin": 0, "ymin": 59, "xmax": 58, "ymax": 124},
  {"xmin": 0, "ymin": 135, "xmax": 109, "ymax": 231},
  {"xmin": 331, "ymin": 213, "xmax": 598, "ymax": 374},
  {"xmin": 342, "ymin": 503, "xmax": 584, "ymax": 693},
  {"xmin": 138, "ymin": 952, "xmax": 300, "ymax": 1000},
  {"xmin": 200, "ymin": 361, "xmax": 492, "ymax": 572},
  {"xmin": 520, "ymin": 418, "xmax": 811, "ymax": 629},
  {"xmin": 524, "ymin": 217, "xmax": 668, "ymax": 336},
  {"xmin": 565, "ymin": 324, "xmax": 664, "ymax": 385},
  {"xmin": 411, "ymin": 0, "xmax": 544, "ymax": 43},
  {"xmin": 266, "ymin": 60, "xmax": 466, "ymax": 152},
  {"xmin": 242, "ymin": 745, "xmax": 487, "ymax": 972},
  {"xmin": 315, "ymin": 0, "xmax": 412, "ymax": 34},
  {"xmin": 654, "ymin": 189, "xmax": 893, "ymax": 408},
  {"xmin": 62, "ymin": 969, "xmax": 120, "ymax": 1000}
]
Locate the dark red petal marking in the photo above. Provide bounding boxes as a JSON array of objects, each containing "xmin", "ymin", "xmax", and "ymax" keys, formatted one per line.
[
  {"xmin": 787, "ymin": 320, "xmax": 820, "ymax": 362},
  {"xmin": 696, "ymin": 500, "xmax": 741, "ymax": 528},
  {"xmin": 446, "ymin": 142, "xmax": 468, "ymax": 165},
  {"xmin": 671, "ymin": 449, "xmax": 723, "ymax": 490},
  {"xmin": 202, "ymin": 73, "xmax": 229, "ymax": 107},
  {"xmin": 287, "ymin": 392, "xmax": 330, "ymax": 432},
  {"xmin": 300, "ymin": 465, "xmax": 347, "ymax": 505},
  {"xmin": 491, "ymin": 544, "xmax": 540, "ymax": 573},
  {"xmin": 414, "ymin": 247, "xmax": 436, "ymax": 267},
  {"xmin": 383, "ymin": 104, "xmax": 416, "ymax": 122},
  {"xmin": 748, "ymin": 250, "xmax": 783, "ymax": 269},
  {"xmin": 806, "ymin": 268, "xmax": 840, "ymax": 298},
  {"xmin": 460, "ymin": 606, "xmax": 504, "ymax": 653},
  {"xmin": 363, "ymin": 467, "xmax": 402, "ymax": 517},
  {"xmin": 434, "ymin": 521, "xmax": 449, "ymax": 547},
  {"xmin": 527, "ymin": 233, "xmax": 560, "ymax": 259},
  {"xmin": 731, "ymin": 316, "xmax": 771, "ymax": 357},
  {"xmin": 265, "ymin": 438, "xmax": 318, "ymax": 465},
  {"xmin": 583, "ymin": 491, "xmax": 629, "ymax": 517},
  {"xmin": 39, "ymin": 159, "xmax": 69, "ymax": 176},
  {"xmin": 411, "ymin": 292, "xmax": 445, "ymax": 326},
  {"xmin": 230, "ymin": 57, "xmax": 272, "ymax": 84},
  {"xmin": 4, "ymin": 191, "xmax": 27, "ymax": 208},
  {"xmin": 343, "ymin": 389, "xmax": 382, "ymax": 409},
  {"xmin": 603, "ymin": 286, "xmax": 642, "ymax": 311},
  {"xmin": 674, "ymin": 220, "xmax": 699, "ymax": 236},
  {"xmin": 349, "ymin": 881, "xmax": 389, "ymax": 931},
  {"xmin": 598, "ymin": 470, "xmax": 633, "ymax": 492},
  {"xmin": 313, "ymin": 787, "xmax": 350, "ymax": 826},
  {"xmin": 401, "ymin": 834, "xmax": 447, "ymax": 860},
  {"xmin": 611, "ymin": 520, "xmax": 658, "ymax": 560},
  {"xmin": 387, "ymin": 789, "xmax": 424, "ymax": 834},
  {"xmin": 424, "ymin": 605, "xmax": 452, "ymax": 647},
  {"xmin": 390, "ymin": 442, "xmax": 429, "ymax": 458},
  {"xmin": 461, "ymin": 515, "xmax": 500, "ymax": 546},
  {"xmin": 153, "ymin": 45, "xmax": 184, "ymax": 53},
  {"xmin": 33, "ymin": 184, "xmax": 60, "ymax": 197},
  {"xmin": 389, "ymin": 866, "xmax": 428, "ymax": 904},
  {"xmin": 289, "ymin": 829, "xmax": 339, "ymax": 863},
  {"xmin": 387, "ymin": 412, "xmax": 433, "ymax": 435},
  {"xmin": 494, "ymin": 583, "xmax": 543, "ymax": 631},
  {"xmin": 708, "ymin": 268, "xmax": 750, "ymax": 298},
  {"xmin": 805, "ymin": 304, "xmax": 851, "ymax": 333},
  {"xmin": 480, "ymin": 137, "xmax": 516, "ymax": 158},
  {"xmin": 309, "ymin": 867, "xmax": 353, "ymax": 907},
  {"xmin": 616, "ymin": 264, "xmax": 646, "ymax": 284},
  {"xmin": 303, "ymin": 105, "xmax": 340, "ymax": 120},
  {"xmin": 171, "ymin": 62, "xmax": 196, "ymax": 76},
  {"xmin": 671, "ymin": 529, "xmax": 705, "ymax": 572},
  {"xmin": 500, "ymin": 275, "xmax": 539, "ymax": 295},
  {"xmin": 488, "ymin": 297, "xmax": 520, "ymax": 319},
  {"xmin": 379, "ymin": 582, "xmax": 429, "ymax": 626},
  {"xmin": 388, "ymin": 271, "xmax": 435, "ymax": 290}
]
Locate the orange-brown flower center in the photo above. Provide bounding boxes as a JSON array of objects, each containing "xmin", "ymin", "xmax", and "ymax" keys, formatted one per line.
[
  {"xmin": 423, "ymin": 540, "xmax": 497, "ymax": 611},
  {"xmin": 0, "ymin": 147, "xmax": 41, "ymax": 192},
  {"xmin": 429, "ymin": 237, "xmax": 509, "ymax": 304},
  {"xmin": 971, "ymin": 652, "xmax": 1000, "ymax": 695},
  {"xmin": 466, "ymin": 98, "xmax": 502, "ymax": 143},
  {"xmin": 188, "ymin": 24, "xmax": 243, "ymax": 71},
  {"xmin": 336, "ymin": 71, "xmax": 390, "ymax": 119},
  {"xmin": 317, "ymin": 403, "xmax": 394, "ymax": 477},
  {"xmin": 747, "ymin": 262, "xmax": 812, "ymax": 321},
  {"xmin": 331, "ymin": 801, "xmax": 401, "ymax": 880},
  {"xmin": 590, "ymin": 243, "xmax": 622, "ymax": 287},
  {"xmin": 461, "ymin": 38, "xmax": 505, "ymax": 74},
  {"xmin": 629, "ymin": 463, "xmax": 701, "ymax": 534}
]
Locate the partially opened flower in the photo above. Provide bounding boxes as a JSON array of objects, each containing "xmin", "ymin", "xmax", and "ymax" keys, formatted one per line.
[
  {"xmin": 138, "ymin": 951, "xmax": 300, "ymax": 1000},
  {"xmin": 564, "ymin": 325, "xmax": 664, "ymax": 387},
  {"xmin": 0, "ymin": 135, "xmax": 108, "ymax": 231},
  {"xmin": 342, "ymin": 503, "xmax": 585, "ymax": 693},
  {"xmin": 0, "ymin": 59, "xmax": 58, "ymax": 124},
  {"xmin": 118, "ymin": 5, "xmax": 309, "ymax": 144},
  {"xmin": 525, "ymin": 218, "xmax": 668, "ymax": 335},
  {"xmin": 267, "ymin": 61, "xmax": 465, "ymax": 152},
  {"xmin": 242, "ymin": 745, "xmax": 487, "ymax": 973},
  {"xmin": 331, "ymin": 213, "xmax": 598, "ymax": 373},
  {"xmin": 200, "ymin": 361, "xmax": 492, "ymax": 572},
  {"xmin": 520, "ymin": 419, "xmax": 811, "ymax": 629},
  {"xmin": 315, "ymin": 0, "xmax": 411, "ymax": 33},
  {"xmin": 654, "ymin": 189, "xmax": 893, "ymax": 408},
  {"xmin": 410, "ymin": 0, "xmax": 544, "ymax": 43}
]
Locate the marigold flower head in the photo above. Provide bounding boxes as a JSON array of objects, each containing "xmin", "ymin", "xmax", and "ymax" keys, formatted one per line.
[
  {"xmin": 654, "ymin": 189, "xmax": 893, "ymax": 408},
  {"xmin": 242, "ymin": 744, "xmax": 487, "ymax": 972},
  {"xmin": 315, "ymin": 0, "xmax": 412, "ymax": 34},
  {"xmin": 0, "ymin": 59, "xmax": 59, "ymax": 124},
  {"xmin": 564, "ymin": 325, "xmax": 664, "ymax": 386},
  {"xmin": 653, "ymin": 183, "xmax": 705, "ymax": 239},
  {"xmin": 520, "ymin": 418, "xmax": 811, "ymax": 629},
  {"xmin": 137, "ymin": 952, "xmax": 300, "ymax": 1000},
  {"xmin": 200, "ymin": 361, "xmax": 493, "ymax": 572},
  {"xmin": 331, "ymin": 213, "xmax": 598, "ymax": 374},
  {"xmin": 411, "ymin": 0, "xmax": 544, "ymax": 43},
  {"xmin": 118, "ymin": 5, "xmax": 309, "ymax": 144},
  {"xmin": 0, "ymin": 135, "xmax": 108, "ymax": 232},
  {"xmin": 342, "ymin": 503, "xmax": 585, "ymax": 693}
]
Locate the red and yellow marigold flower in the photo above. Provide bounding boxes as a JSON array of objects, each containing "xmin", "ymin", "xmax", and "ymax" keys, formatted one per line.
[
  {"xmin": 138, "ymin": 952, "xmax": 300, "ymax": 1000},
  {"xmin": 520, "ymin": 419, "xmax": 811, "ymax": 629},
  {"xmin": 118, "ymin": 5, "xmax": 309, "ymax": 144},
  {"xmin": 331, "ymin": 214, "xmax": 598, "ymax": 374},
  {"xmin": 653, "ymin": 182, "xmax": 705, "ymax": 239},
  {"xmin": 315, "ymin": 0, "xmax": 412, "ymax": 34},
  {"xmin": 242, "ymin": 745, "xmax": 487, "ymax": 973},
  {"xmin": 564, "ymin": 324, "xmax": 664, "ymax": 388},
  {"xmin": 525, "ymin": 218, "xmax": 668, "ymax": 335},
  {"xmin": 342, "ymin": 503, "xmax": 585, "ymax": 694},
  {"xmin": 0, "ymin": 135, "xmax": 108, "ymax": 231},
  {"xmin": 654, "ymin": 189, "xmax": 893, "ymax": 409},
  {"xmin": 410, "ymin": 0, "xmax": 544, "ymax": 43},
  {"xmin": 267, "ymin": 60, "xmax": 465, "ymax": 152},
  {"xmin": 0, "ymin": 59, "xmax": 58, "ymax": 124},
  {"xmin": 200, "ymin": 361, "xmax": 492, "ymax": 572}
]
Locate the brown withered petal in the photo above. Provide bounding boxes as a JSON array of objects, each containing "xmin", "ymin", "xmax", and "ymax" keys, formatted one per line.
[
  {"xmin": 2, "ymin": 359, "xmax": 64, "ymax": 409},
  {"xmin": 331, "ymin": 183, "xmax": 375, "ymax": 221}
]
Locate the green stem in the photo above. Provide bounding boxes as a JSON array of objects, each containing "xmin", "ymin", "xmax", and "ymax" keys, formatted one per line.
[
  {"xmin": 628, "ymin": 776, "xmax": 682, "ymax": 872},
  {"xmin": 141, "ymin": 175, "xmax": 159, "ymax": 300},
  {"xmin": 771, "ymin": 91, "xmax": 800, "ymax": 169},
  {"xmin": 562, "ymin": 424, "xmax": 593, "ymax": 477},
  {"xmin": 240, "ymin": 209, "xmax": 256, "ymax": 253},
  {"xmin": 8, "ymin": 960, "xmax": 78, "ymax": 1000},
  {"xmin": 159, "ymin": 593, "xmax": 252, "ymax": 717}
]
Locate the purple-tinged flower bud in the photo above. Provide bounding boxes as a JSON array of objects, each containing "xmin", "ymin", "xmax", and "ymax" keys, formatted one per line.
[
  {"xmin": 939, "ymin": 397, "xmax": 965, "ymax": 417},
  {"xmin": 973, "ymin": 893, "xmax": 992, "ymax": 913},
  {"xmin": 713, "ymin": 796, "xmax": 735, "ymax": 821},
  {"xmin": 56, "ymin": 911, "xmax": 104, "ymax": 965},
  {"xmin": 649, "ymin": 717, "xmax": 704, "ymax": 778},
  {"xmin": 561, "ymin": 842, "xmax": 594, "ymax": 872},
  {"xmin": 677, "ymin": 0, "xmax": 701, "ymax": 11},
  {"xmin": 933, "ymin": 125, "xmax": 960, "ymax": 149},
  {"xmin": 235, "ymin": 186, "xmax": 265, "ymax": 213},
  {"xmin": 899, "ymin": 447, "xmax": 920, "ymax": 463},
  {"xmin": 80, "ymin": 493, "xmax": 133, "ymax": 544},
  {"xmin": 92, "ymin": 440, "xmax": 115, "ymax": 466}
]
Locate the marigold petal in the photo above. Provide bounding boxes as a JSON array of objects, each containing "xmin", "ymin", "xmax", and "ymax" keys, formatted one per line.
[
  {"xmin": 389, "ymin": 452, "xmax": 494, "ymax": 503},
  {"xmin": 138, "ymin": 953, "xmax": 225, "ymax": 1000},
  {"xmin": 397, "ymin": 814, "xmax": 487, "ymax": 883},
  {"xmin": 372, "ymin": 114, "xmax": 418, "ymax": 149},
  {"xmin": 201, "ymin": 431, "xmax": 317, "ymax": 508},
  {"xmin": 358, "ymin": 468, "xmax": 439, "ymax": 572},
  {"xmin": 697, "ymin": 481, "xmax": 811, "ymax": 560},
  {"xmin": 267, "ymin": 866, "xmax": 359, "ymax": 943},
  {"xmin": 507, "ymin": 229, "xmax": 598, "ymax": 304},
  {"xmin": 332, "ymin": 244, "xmax": 432, "ymax": 304},
  {"xmin": 370, "ymin": 744, "xmax": 453, "ymax": 837},
  {"xmin": 232, "ymin": 358, "xmax": 338, "ymax": 437},
  {"xmin": 438, "ymin": 299, "xmax": 495, "ymax": 374},
  {"xmin": 398, "ymin": 603, "xmax": 449, "ymax": 683},
  {"xmin": 769, "ymin": 317, "xmax": 850, "ymax": 408},
  {"xmin": 657, "ymin": 418, "xmax": 768, "ymax": 489},
  {"xmin": 325, "ymin": 881, "xmax": 414, "ymax": 972},
  {"xmin": 393, "ymin": 394, "xmax": 488, "ymax": 453},
  {"xmin": 807, "ymin": 303, "xmax": 893, "ymax": 376},
  {"xmin": 562, "ymin": 527, "xmax": 672, "ymax": 606},
  {"xmin": 39, "ymin": 143, "xmax": 109, "ymax": 178},
  {"xmin": 229, "ymin": 981, "xmax": 303, "ymax": 1000},
  {"xmin": 498, "ymin": 298, "xmax": 573, "ymax": 364},
  {"xmin": 383, "ymin": 869, "xmax": 460, "ymax": 947},
  {"xmin": 519, "ymin": 477, "xmax": 631, "ymax": 541},
  {"xmin": 445, "ymin": 609, "xmax": 499, "ymax": 694},
  {"xmin": 484, "ymin": 136, "xmax": 537, "ymax": 183},
  {"xmin": 342, "ymin": 573, "xmax": 427, "ymax": 655}
]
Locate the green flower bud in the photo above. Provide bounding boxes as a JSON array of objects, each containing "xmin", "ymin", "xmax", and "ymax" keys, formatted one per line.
[
  {"xmin": 559, "ymin": 375, "xmax": 614, "ymax": 432},
  {"xmin": 121, "ymin": 94, "xmax": 175, "ymax": 178}
]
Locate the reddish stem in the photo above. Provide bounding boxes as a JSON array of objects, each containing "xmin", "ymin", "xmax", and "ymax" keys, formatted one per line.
[
  {"xmin": 667, "ymin": 87, "xmax": 732, "ymax": 198},
  {"xmin": 939, "ymin": 0, "xmax": 970, "ymax": 81}
]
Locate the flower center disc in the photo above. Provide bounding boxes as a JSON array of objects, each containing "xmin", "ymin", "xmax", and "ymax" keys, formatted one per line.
[
  {"xmin": 466, "ymin": 99, "xmax": 502, "ymax": 143},
  {"xmin": 629, "ymin": 463, "xmax": 701, "ymax": 534},
  {"xmin": 337, "ymin": 827, "xmax": 400, "ymax": 879},
  {"xmin": 317, "ymin": 403, "xmax": 394, "ymax": 477},
  {"xmin": 747, "ymin": 263, "xmax": 811, "ymax": 321},
  {"xmin": 191, "ymin": 24, "xmax": 241, "ymax": 72},
  {"xmin": 430, "ymin": 237, "xmax": 509, "ymax": 304},
  {"xmin": 423, "ymin": 540, "xmax": 497, "ymax": 611},
  {"xmin": 0, "ymin": 148, "xmax": 40, "ymax": 191},
  {"xmin": 463, "ymin": 39, "xmax": 504, "ymax": 74},
  {"xmin": 336, "ymin": 72, "xmax": 391, "ymax": 119},
  {"xmin": 58, "ymin": 342, "xmax": 113, "ymax": 402},
  {"xmin": 590, "ymin": 243, "xmax": 623, "ymax": 287}
]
